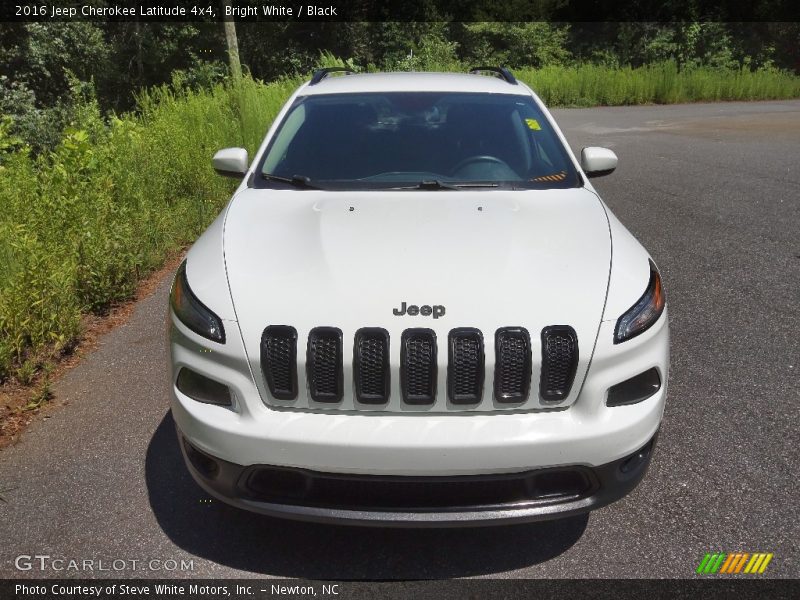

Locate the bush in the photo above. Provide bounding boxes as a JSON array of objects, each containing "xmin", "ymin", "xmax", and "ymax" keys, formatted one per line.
[{"xmin": 0, "ymin": 74, "xmax": 301, "ymax": 380}]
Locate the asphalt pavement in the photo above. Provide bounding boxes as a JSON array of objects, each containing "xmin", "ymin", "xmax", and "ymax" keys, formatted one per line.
[{"xmin": 1, "ymin": 100, "xmax": 798, "ymax": 579}]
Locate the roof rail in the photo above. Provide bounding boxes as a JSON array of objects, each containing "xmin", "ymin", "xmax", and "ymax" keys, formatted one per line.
[
  {"xmin": 309, "ymin": 67, "xmax": 356, "ymax": 86},
  {"xmin": 468, "ymin": 66, "xmax": 518, "ymax": 85}
]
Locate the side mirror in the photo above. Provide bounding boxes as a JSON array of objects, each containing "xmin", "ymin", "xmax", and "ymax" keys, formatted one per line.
[
  {"xmin": 580, "ymin": 147, "xmax": 618, "ymax": 178},
  {"xmin": 212, "ymin": 147, "xmax": 248, "ymax": 178}
]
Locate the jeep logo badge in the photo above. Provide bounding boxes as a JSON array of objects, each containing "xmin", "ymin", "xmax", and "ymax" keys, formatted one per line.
[{"xmin": 393, "ymin": 302, "xmax": 446, "ymax": 319}]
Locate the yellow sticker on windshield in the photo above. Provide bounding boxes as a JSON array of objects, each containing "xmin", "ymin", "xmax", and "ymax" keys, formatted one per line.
[{"xmin": 525, "ymin": 118, "xmax": 541, "ymax": 131}]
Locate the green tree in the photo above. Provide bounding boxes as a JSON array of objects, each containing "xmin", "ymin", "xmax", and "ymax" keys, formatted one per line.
[
  {"xmin": 457, "ymin": 22, "xmax": 571, "ymax": 68},
  {"xmin": 0, "ymin": 22, "xmax": 109, "ymax": 106}
]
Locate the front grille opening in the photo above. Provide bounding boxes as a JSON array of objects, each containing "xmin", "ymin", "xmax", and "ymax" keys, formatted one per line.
[
  {"xmin": 240, "ymin": 466, "xmax": 593, "ymax": 511},
  {"xmin": 307, "ymin": 327, "xmax": 344, "ymax": 403},
  {"xmin": 246, "ymin": 468, "xmax": 309, "ymax": 499},
  {"xmin": 261, "ymin": 325, "xmax": 298, "ymax": 400},
  {"xmin": 401, "ymin": 328, "xmax": 437, "ymax": 404},
  {"xmin": 448, "ymin": 328, "xmax": 485, "ymax": 404},
  {"xmin": 494, "ymin": 327, "xmax": 532, "ymax": 403},
  {"xmin": 540, "ymin": 325, "xmax": 579, "ymax": 401},
  {"xmin": 354, "ymin": 328, "xmax": 390, "ymax": 404}
]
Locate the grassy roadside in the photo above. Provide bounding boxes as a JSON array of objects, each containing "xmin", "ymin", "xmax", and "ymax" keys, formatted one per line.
[
  {"xmin": 0, "ymin": 251, "xmax": 185, "ymax": 449},
  {"xmin": 518, "ymin": 62, "xmax": 800, "ymax": 106},
  {"xmin": 1, "ymin": 62, "xmax": 800, "ymax": 392},
  {"xmin": 0, "ymin": 75, "xmax": 302, "ymax": 386}
]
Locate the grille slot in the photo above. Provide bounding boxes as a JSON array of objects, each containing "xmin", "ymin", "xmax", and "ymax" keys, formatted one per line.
[
  {"xmin": 307, "ymin": 327, "xmax": 343, "ymax": 403},
  {"xmin": 353, "ymin": 328, "xmax": 390, "ymax": 404},
  {"xmin": 447, "ymin": 328, "xmax": 484, "ymax": 404},
  {"xmin": 260, "ymin": 325, "xmax": 298, "ymax": 400},
  {"xmin": 401, "ymin": 329, "xmax": 438, "ymax": 405},
  {"xmin": 540, "ymin": 326, "xmax": 579, "ymax": 401},
  {"xmin": 494, "ymin": 327, "xmax": 532, "ymax": 403}
]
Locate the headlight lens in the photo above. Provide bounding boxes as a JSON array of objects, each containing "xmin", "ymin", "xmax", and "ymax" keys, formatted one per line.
[
  {"xmin": 614, "ymin": 260, "xmax": 665, "ymax": 344},
  {"xmin": 170, "ymin": 260, "xmax": 226, "ymax": 343}
]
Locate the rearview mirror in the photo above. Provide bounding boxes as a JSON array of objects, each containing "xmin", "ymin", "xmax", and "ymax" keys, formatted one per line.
[
  {"xmin": 580, "ymin": 147, "xmax": 618, "ymax": 178},
  {"xmin": 212, "ymin": 148, "xmax": 248, "ymax": 178}
]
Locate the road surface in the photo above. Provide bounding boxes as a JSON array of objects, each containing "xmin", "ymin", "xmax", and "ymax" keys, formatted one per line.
[{"xmin": 1, "ymin": 100, "xmax": 798, "ymax": 579}]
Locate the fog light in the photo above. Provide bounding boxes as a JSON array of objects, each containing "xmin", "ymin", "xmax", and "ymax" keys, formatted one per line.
[
  {"xmin": 620, "ymin": 438, "xmax": 655, "ymax": 474},
  {"xmin": 176, "ymin": 368, "xmax": 232, "ymax": 406},
  {"xmin": 183, "ymin": 439, "xmax": 220, "ymax": 479},
  {"xmin": 607, "ymin": 367, "xmax": 661, "ymax": 407}
]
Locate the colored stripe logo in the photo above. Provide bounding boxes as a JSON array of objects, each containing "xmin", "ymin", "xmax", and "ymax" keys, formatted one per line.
[
  {"xmin": 696, "ymin": 552, "xmax": 773, "ymax": 574},
  {"xmin": 532, "ymin": 171, "xmax": 567, "ymax": 182}
]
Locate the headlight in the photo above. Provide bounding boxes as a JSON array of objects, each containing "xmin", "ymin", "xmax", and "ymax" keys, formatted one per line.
[
  {"xmin": 170, "ymin": 260, "xmax": 226, "ymax": 343},
  {"xmin": 614, "ymin": 260, "xmax": 665, "ymax": 344}
]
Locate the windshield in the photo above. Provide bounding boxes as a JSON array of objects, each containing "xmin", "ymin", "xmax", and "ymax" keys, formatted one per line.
[{"xmin": 256, "ymin": 92, "xmax": 581, "ymax": 190}]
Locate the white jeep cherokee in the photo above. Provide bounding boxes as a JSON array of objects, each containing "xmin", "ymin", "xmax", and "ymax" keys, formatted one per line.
[{"xmin": 168, "ymin": 67, "xmax": 669, "ymax": 526}]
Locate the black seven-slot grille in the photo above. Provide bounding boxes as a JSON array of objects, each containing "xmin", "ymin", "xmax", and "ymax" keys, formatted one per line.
[
  {"xmin": 260, "ymin": 326, "xmax": 579, "ymax": 406},
  {"xmin": 494, "ymin": 327, "xmax": 532, "ymax": 403},
  {"xmin": 260, "ymin": 325, "xmax": 298, "ymax": 400},
  {"xmin": 401, "ymin": 329, "xmax": 437, "ymax": 404},
  {"xmin": 307, "ymin": 327, "xmax": 344, "ymax": 402},
  {"xmin": 353, "ymin": 328, "xmax": 390, "ymax": 404},
  {"xmin": 540, "ymin": 325, "xmax": 579, "ymax": 401},
  {"xmin": 447, "ymin": 328, "xmax": 485, "ymax": 404}
]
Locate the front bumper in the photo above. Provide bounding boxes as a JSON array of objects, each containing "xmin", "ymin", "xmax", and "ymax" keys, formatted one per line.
[
  {"xmin": 170, "ymin": 314, "xmax": 668, "ymax": 474},
  {"xmin": 169, "ymin": 308, "xmax": 668, "ymax": 525},
  {"xmin": 179, "ymin": 429, "xmax": 658, "ymax": 527}
]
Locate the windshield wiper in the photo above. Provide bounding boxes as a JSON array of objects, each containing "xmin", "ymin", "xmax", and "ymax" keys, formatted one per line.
[
  {"xmin": 392, "ymin": 180, "xmax": 460, "ymax": 191},
  {"xmin": 262, "ymin": 173, "xmax": 321, "ymax": 189},
  {"xmin": 452, "ymin": 182, "xmax": 500, "ymax": 188},
  {"xmin": 393, "ymin": 180, "xmax": 503, "ymax": 190}
]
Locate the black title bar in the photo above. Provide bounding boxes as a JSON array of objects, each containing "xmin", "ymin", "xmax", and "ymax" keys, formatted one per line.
[
  {"xmin": 2, "ymin": 0, "xmax": 799, "ymax": 22},
  {"xmin": 2, "ymin": 579, "xmax": 799, "ymax": 600}
]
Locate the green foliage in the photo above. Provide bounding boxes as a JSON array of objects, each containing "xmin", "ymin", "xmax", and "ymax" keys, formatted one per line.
[
  {"xmin": 620, "ymin": 23, "xmax": 739, "ymax": 70},
  {"xmin": 170, "ymin": 59, "xmax": 230, "ymax": 93},
  {"xmin": 570, "ymin": 22, "xmax": 800, "ymax": 73},
  {"xmin": 459, "ymin": 22, "xmax": 571, "ymax": 68},
  {"xmin": 385, "ymin": 23, "xmax": 461, "ymax": 72},
  {"xmin": 0, "ymin": 76, "xmax": 72, "ymax": 154},
  {"xmin": 26, "ymin": 372, "xmax": 53, "ymax": 410},
  {"xmin": 1, "ymin": 22, "xmax": 110, "ymax": 107},
  {"xmin": 316, "ymin": 50, "xmax": 358, "ymax": 71},
  {"xmin": 0, "ymin": 74, "xmax": 301, "ymax": 381},
  {"xmin": 101, "ymin": 23, "xmax": 217, "ymax": 108},
  {"xmin": 518, "ymin": 62, "xmax": 800, "ymax": 107}
]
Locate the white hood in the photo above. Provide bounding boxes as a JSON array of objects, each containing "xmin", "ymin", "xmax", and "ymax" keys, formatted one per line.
[{"xmin": 223, "ymin": 188, "xmax": 611, "ymax": 410}]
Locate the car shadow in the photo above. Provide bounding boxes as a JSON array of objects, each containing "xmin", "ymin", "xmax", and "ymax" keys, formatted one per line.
[{"xmin": 146, "ymin": 412, "xmax": 588, "ymax": 578}]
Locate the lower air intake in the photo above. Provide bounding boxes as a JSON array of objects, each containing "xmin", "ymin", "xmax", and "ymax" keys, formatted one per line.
[
  {"xmin": 448, "ymin": 328, "xmax": 484, "ymax": 404},
  {"xmin": 540, "ymin": 325, "xmax": 579, "ymax": 401},
  {"xmin": 307, "ymin": 327, "xmax": 343, "ymax": 403},
  {"xmin": 354, "ymin": 328, "xmax": 390, "ymax": 404},
  {"xmin": 401, "ymin": 329, "xmax": 437, "ymax": 405},
  {"xmin": 494, "ymin": 327, "xmax": 532, "ymax": 403},
  {"xmin": 242, "ymin": 465, "xmax": 593, "ymax": 510},
  {"xmin": 260, "ymin": 325, "xmax": 298, "ymax": 400}
]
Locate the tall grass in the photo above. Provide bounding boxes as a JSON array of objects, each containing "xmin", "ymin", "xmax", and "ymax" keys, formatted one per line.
[
  {"xmin": 0, "ymin": 75, "xmax": 301, "ymax": 380},
  {"xmin": 1, "ymin": 62, "xmax": 800, "ymax": 381},
  {"xmin": 518, "ymin": 62, "xmax": 800, "ymax": 106}
]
